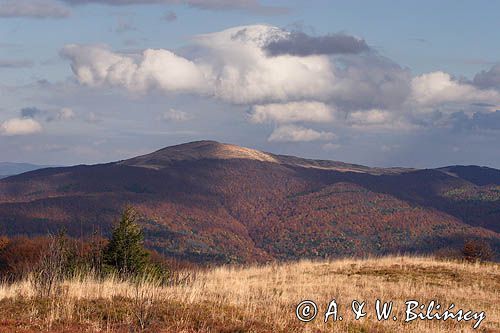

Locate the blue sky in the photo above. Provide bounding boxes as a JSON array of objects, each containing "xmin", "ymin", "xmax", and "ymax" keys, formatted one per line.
[{"xmin": 1, "ymin": 0, "xmax": 500, "ymax": 168}]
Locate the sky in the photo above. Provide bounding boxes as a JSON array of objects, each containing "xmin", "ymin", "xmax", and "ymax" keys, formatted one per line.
[{"xmin": 1, "ymin": 0, "xmax": 500, "ymax": 168}]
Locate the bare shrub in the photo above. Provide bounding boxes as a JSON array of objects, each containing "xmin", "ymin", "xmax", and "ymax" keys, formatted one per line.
[
  {"xmin": 462, "ymin": 239, "xmax": 494, "ymax": 262},
  {"xmin": 32, "ymin": 232, "xmax": 74, "ymax": 298}
]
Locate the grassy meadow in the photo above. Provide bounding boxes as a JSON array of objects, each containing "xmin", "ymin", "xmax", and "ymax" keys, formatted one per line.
[{"xmin": 0, "ymin": 256, "xmax": 498, "ymax": 332}]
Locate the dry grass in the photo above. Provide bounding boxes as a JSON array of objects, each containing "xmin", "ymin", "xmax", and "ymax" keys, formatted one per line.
[{"xmin": 0, "ymin": 256, "xmax": 498, "ymax": 332}]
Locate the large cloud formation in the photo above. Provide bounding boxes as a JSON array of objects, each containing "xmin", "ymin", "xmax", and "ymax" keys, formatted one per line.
[
  {"xmin": 61, "ymin": 26, "xmax": 336, "ymax": 105},
  {"xmin": 61, "ymin": 24, "xmax": 500, "ymax": 142}
]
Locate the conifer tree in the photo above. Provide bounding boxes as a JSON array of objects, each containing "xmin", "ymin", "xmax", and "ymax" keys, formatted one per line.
[{"xmin": 103, "ymin": 207, "xmax": 149, "ymax": 276}]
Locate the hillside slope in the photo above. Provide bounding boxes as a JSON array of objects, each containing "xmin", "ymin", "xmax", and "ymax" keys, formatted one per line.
[{"xmin": 0, "ymin": 141, "xmax": 498, "ymax": 263}]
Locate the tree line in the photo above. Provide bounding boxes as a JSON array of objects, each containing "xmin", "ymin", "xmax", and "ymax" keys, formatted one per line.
[{"xmin": 0, "ymin": 206, "xmax": 171, "ymax": 284}]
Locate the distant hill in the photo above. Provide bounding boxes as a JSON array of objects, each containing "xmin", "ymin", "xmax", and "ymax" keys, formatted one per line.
[
  {"xmin": 0, "ymin": 140, "xmax": 498, "ymax": 263},
  {"xmin": 0, "ymin": 162, "xmax": 52, "ymax": 179},
  {"xmin": 438, "ymin": 165, "xmax": 500, "ymax": 186}
]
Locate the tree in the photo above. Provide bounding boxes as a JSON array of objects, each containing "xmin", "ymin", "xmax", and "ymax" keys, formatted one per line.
[{"xmin": 103, "ymin": 207, "xmax": 149, "ymax": 276}]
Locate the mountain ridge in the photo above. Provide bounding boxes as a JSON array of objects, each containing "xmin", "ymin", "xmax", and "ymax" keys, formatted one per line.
[
  {"xmin": 120, "ymin": 140, "xmax": 414, "ymax": 175},
  {"xmin": 7, "ymin": 140, "xmax": 499, "ymax": 180},
  {"xmin": 0, "ymin": 140, "xmax": 498, "ymax": 263}
]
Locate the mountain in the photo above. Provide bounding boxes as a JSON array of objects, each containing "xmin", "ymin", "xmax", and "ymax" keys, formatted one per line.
[
  {"xmin": 0, "ymin": 140, "xmax": 498, "ymax": 263},
  {"xmin": 0, "ymin": 162, "xmax": 52, "ymax": 179},
  {"xmin": 438, "ymin": 165, "xmax": 500, "ymax": 186}
]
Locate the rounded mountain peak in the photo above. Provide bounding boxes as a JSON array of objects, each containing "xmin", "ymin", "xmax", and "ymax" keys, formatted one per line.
[{"xmin": 121, "ymin": 140, "xmax": 278, "ymax": 169}]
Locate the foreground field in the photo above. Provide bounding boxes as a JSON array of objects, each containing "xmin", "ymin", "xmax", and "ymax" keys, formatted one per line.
[{"xmin": 0, "ymin": 256, "xmax": 498, "ymax": 332}]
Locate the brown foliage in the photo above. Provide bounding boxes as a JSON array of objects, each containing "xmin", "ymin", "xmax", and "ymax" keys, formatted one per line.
[
  {"xmin": 0, "ymin": 236, "xmax": 51, "ymax": 279},
  {"xmin": 0, "ymin": 235, "xmax": 108, "ymax": 280},
  {"xmin": 462, "ymin": 239, "xmax": 494, "ymax": 262}
]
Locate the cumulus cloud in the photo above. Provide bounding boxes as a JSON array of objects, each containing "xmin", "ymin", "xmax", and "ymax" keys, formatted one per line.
[
  {"xmin": 348, "ymin": 109, "xmax": 394, "ymax": 126},
  {"xmin": 60, "ymin": 24, "xmax": 500, "ymax": 140},
  {"xmin": 268, "ymin": 125, "xmax": 335, "ymax": 142},
  {"xmin": 473, "ymin": 64, "xmax": 500, "ymax": 90},
  {"xmin": 198, "ymin": 25, "xmax": 336, "ymax": 104},
  {"xmin": 264, "ymin": 31, "xmax": 369, "ymax": 56},
  {"xmin": 61, "ymin": 44, "xmax": 208, "ymax": 94},
  {"xmin": 61, "ymin": 0, "xmax": 288, "ymax": 15},
  {"xmin": 0, "ymin": 118, "xmax": 42, "ymax": 136},
  {"xmin": 62, "ymin": 25, "xmax": 336, "ymax": 104},
  {"xmin": 250, "ymin": 101, "xmax": 334, "ymax": 124},
  {"xmin": 330, "ymin": 55, "xmax": 412, "ymax": 111},
  {"xmin": 410, "ymin": 71, "xmax": 500, "ymax": 109},
  {"xmin": 346, "ymin": 108, "xmax": 416, "ymax": 131},
  {"xmin": 162, "ymin": 108, "xmax": 192, "ymax": 122},
  {"xmin": 0, "ymin": 0, "xmax": 70, "ymax": 18}
]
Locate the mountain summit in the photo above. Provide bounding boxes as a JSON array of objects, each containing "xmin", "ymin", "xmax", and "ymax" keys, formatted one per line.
[
  {"xmin": 121, "ymin": 140, "xmax": 406, "ymax": 175},
  {"xmin": 121, "ymin": 140, "xmax": 279, "ymax": 169}
]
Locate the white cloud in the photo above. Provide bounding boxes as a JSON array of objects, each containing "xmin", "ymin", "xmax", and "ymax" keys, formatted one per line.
[
  {"xmin": 347, "ymin": 108, "xmax": 418, "ymax": 131},
  {"xmin": 330, "ymin": 55, "xmax": 412, "ymax": 111},
  {"xmin": 0, "ymin": 118, "xmax": 42, "ymax": 136},
  {"xmin": 61, "ymin": 44, "xmax": 208, "ymax": 94},
  {"xmin": 59, "ymin": 24, "xmax": 500, "ymax": 140},
  {"xmin": 197, "ymin": 25, "xmax": 335, "ymax": 104},
  {"xmin": 162, "ymin": 108, "xmax": 192, "ymax": 122},
  {"xmin": 410, "ymin": 71, "xmax": 500, "ymax": 109},
  {"xmin": 0, "ymin": 0, "xmax": 70, "ymax": 18},
  {"xmin": 349, "ymin": 109, "xmax": 394, "ymax": 125},
  {"xmin": 62, "ymin": 25, "xmax": 336, "ymax": 105},
  {"xmin": 250, "ymin": 101, "xmax": 334, "ymax": 124},
  {"xmin": 268, "ymin": 125, "xmax": 335, "ymax": 142}
]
